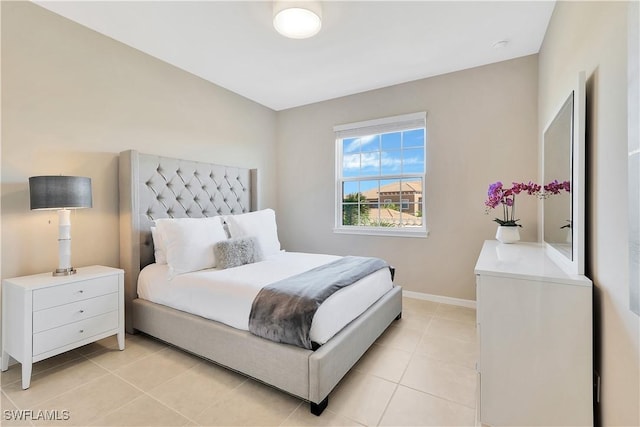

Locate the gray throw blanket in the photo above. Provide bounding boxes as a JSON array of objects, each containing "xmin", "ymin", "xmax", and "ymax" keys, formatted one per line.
[{"xmin": 248, "ymin": 256, "xmax": 389, "ymax": 350}]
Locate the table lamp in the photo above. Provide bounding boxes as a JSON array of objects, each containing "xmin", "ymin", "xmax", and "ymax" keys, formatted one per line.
[{"xmin": 29, "ymin": 176, "xmax": 93, "ymax": 276}]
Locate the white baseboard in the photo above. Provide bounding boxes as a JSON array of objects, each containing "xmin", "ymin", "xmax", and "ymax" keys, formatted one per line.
[{"xmin": 403, "ymin": 290, "xmax": 477, "ymax": 309}]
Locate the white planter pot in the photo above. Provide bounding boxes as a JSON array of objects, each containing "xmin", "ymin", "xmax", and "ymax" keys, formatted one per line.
[{"xmin": 496, "ymin": 226, "xmax": 520, "ymax": 244}]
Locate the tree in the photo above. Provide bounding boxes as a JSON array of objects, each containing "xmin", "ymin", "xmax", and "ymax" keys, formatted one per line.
[{"xmin": 343, "ymin": 193, "xmax": 369, "ymax": 225}]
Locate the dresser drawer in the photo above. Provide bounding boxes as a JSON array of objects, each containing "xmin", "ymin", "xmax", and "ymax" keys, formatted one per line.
[
  {"xmin": 33, "ymin": 311, "xmax": 118, "ymax": 356},
  {"xmin": 33, "ymin": 275, "xmax": 118, "ymax": 311},
  {"xmin": 33, "ymin": 293, "xmax": 119, "ymax": 333}
]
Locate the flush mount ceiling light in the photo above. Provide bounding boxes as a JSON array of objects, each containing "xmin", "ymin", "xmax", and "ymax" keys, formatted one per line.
[{"xmin": 273, "ymin": 1, "xmax": 322, "ymax": 39}]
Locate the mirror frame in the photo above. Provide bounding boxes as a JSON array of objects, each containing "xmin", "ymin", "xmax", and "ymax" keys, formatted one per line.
[{"xmin": 542, "ymin": 71, "xmax": 586, "ymax": 275}]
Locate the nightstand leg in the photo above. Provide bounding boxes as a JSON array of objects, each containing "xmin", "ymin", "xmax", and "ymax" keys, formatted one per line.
[
  {"xmin": 117, "ymin": 331, "xmax": 125, "ymax": 350},
  {"xmin": 21, "ymin": 362, "xmax": 32, "ymax": 389},
  {"xmin": 1, "ymin": 350, "xmax": 9, "ymax": 371}
]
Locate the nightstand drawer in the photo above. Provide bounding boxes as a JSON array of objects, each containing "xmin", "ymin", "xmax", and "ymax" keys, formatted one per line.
[
  {"xmin": 33, "ymin": 293, "xmax": 119, "ymax": 333},
  {"xmin": 33, "ymin": 275, "xmax": 118, "ymax": 311},
  {"xmin": 33, "ymin": 311, "xmax": 119, "ymax": 356}
]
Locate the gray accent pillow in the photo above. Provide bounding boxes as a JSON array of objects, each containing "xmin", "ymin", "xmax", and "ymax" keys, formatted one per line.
[{"xmin": 214, "ymin": 236, "xmax": 264, "ymax": 269}]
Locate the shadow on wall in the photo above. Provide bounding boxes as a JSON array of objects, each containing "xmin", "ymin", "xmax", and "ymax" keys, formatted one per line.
[
  {"xmin": 584, "ymin": 67, "xmax": 601, "ymax": 427},
  {"xmin": 1, "ymin": 182, "xmax": 28, "ymax": 216}
]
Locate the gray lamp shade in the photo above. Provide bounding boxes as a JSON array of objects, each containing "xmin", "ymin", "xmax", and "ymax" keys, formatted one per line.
[{"xmin": 29, "ymin": 176, "xmax": 93, "ymax": 210}]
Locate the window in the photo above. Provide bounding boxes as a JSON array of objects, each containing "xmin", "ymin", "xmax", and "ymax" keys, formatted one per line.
[{"xmin": 334, "ymin": 112, "xmax": 427, "ymax": 237}]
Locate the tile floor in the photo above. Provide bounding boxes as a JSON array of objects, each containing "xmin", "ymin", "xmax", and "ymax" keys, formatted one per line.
[{"xmin": 1, "ymin": 298, "xmax": 478, "ymax": 426}]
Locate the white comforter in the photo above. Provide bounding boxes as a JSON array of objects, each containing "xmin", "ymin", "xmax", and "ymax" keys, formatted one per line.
[{"xmin": 138, "ymin": 252, "xmax": 393, "ymax": 345}]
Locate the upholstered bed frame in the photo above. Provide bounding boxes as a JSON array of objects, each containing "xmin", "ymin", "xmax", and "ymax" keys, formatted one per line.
[{"xmin": 118, "ymin": 150, "xmax": 402, "ymax": 415}]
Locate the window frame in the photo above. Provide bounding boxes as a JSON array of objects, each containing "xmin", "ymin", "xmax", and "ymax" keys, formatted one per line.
[{"xmin": 333, "ymin": 112, "xmax": 428, "ymax": 238}]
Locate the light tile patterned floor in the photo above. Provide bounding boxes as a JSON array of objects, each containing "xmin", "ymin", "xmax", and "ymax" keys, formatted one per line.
[{"xmin": 1, "ymin": 297, "xmax": 478, "ymax": 426}]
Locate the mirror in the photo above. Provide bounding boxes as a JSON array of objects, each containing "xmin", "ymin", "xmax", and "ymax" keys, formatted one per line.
[
  {"xmin": 543, "ymin": 94, "xmax": 573, "ymax": 259},
  {"xmin": 542, "ymin": 72, "xmax": 586, "ymax": 275}
]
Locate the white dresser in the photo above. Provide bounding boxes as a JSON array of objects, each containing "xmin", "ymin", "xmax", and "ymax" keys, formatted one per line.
[
  {"xmin": 474, "ymin": 240, "xmax": 592, "ymax": 426},
  {"xmin": 1, "ymin": 266, "xmax": 124, "ymax": 389}
]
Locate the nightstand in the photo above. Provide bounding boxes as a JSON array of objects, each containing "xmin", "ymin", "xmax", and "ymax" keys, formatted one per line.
[{"xmin": 1, "ymin": 266, "xmax": 124, "ymax": 389}]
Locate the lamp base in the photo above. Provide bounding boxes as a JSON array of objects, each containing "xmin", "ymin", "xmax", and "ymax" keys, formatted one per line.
[{"xmin": 53, "ymin": 267, "xmax": 77, "ymax": 277}]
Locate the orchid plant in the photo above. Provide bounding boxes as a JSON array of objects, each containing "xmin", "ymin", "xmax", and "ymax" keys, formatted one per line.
[
  {"xmin": 484, "ymin": 180, "xmax": 572, "ymax": 227},
  {"xmin": 484, "ymin": 181, "xmax": 542, "ymax": 227},
  {"xmin": 542, "ymin": 179, "xmax": 571, "ymax": 196}
]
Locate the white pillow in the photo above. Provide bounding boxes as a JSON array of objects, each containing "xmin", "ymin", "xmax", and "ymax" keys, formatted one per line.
[
  {"xmin": 155, "ymin": 217, "xmax": 227, "ymax": 276},
  {"xmin": 225, "ymin": 209, "xmax": 281, "ymax": 257},
  {"xmin": 150, "ymin": 226, "xmax": 167, "ymax": 265}
]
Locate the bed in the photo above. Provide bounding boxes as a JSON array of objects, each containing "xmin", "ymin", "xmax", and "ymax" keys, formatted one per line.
[{"xmin": 118, "ymin": 150, "xmax": 402, "ymax": 415}]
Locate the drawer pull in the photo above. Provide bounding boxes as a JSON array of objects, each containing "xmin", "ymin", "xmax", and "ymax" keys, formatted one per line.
[
  {"xmin": 78, "ymin": 290, "xmax": 84, "ymax": 294},
  {"xmin": 79, "ymin": 310, "xmax": 85, "ymax": 314},
  {"xmin": 79, "ymin": 329, "xmax": 84, "ymax": 333}
]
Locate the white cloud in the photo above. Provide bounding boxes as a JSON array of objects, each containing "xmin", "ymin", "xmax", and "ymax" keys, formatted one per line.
[
  {"xmin": 344, "ymin": 152, "xmax": 382, "ymax": 170},
  {"xmin": 343, "ymin": 150, "xmax": 423, "ymax": 172},
  {"xmin": 344, "ymin": 135, "xmax": 378, "ymax": 153}
]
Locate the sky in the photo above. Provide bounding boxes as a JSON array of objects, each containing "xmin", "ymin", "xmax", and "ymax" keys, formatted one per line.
[{"xmin": 342, "ymin": 129, "xmax": 425, "ymax": 196}]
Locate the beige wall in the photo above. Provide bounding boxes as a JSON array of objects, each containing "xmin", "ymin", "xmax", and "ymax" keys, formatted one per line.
[
  {"xmin": 1, "ymin": 1, "xmax": 277, "ymax": 281},
  {"xmin": 539, "ymin": 1, "xmax": 639, "ymax": 425},
  {"xmin": 0, "ymin": 0, "xmax": 277, "ymax": 354},
  {"xmin": 276, "ymin": 55, "xmax": 539, "ymax": 301}
]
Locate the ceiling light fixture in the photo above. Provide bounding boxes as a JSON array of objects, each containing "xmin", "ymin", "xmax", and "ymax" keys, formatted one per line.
[{"xmin": 273, "ymin": 1, "xmax": 322, "ymax": 39}]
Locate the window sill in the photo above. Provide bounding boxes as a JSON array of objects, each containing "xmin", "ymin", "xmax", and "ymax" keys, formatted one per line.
[{"xmin": 333, "ymin": 227, "xmax": 429, "ymax": 238}]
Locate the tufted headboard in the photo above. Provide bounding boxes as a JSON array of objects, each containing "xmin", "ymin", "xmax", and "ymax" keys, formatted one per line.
[{"xmin": 119, "ymin": 150, "xmax": 257, "ymax": 332}]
